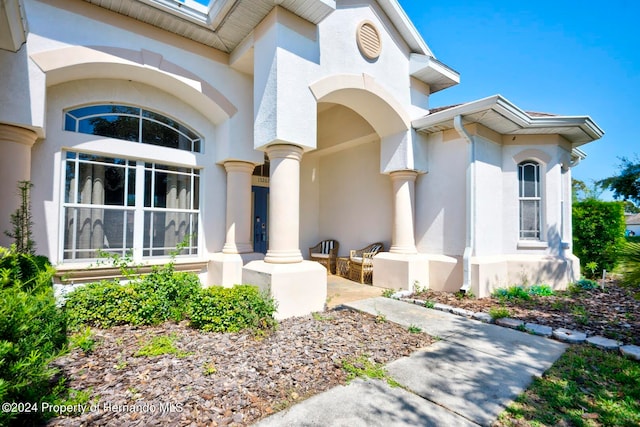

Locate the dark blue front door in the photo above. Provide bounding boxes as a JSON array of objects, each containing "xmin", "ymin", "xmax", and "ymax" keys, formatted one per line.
[{"xmin": 252, "ymin": 186, "xmax": 269, "ymax": 254}]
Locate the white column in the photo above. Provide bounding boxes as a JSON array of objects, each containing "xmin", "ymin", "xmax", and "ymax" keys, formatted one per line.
[
  {"xmin": 222, "ymin": 161, "xmax": 254, "ymax": 254},
  {"xmin": 264, "ymin": 144, "xmax": 303, "ymax": 263},
  {"xmin": 389, "ymin": 170, "xmax": 418, "ymax": 254},
  {"xmin": 0, "ymin": 124, "xmax": 37, "ymax": 248}
]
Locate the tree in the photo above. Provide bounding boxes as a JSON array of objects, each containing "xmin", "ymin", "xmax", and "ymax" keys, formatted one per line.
[
  {"xmin": 599, "ymin": 156, "xmax": 640, "ymax": 205},
  {"xmin": 572, "ymin": 178, "xmax": 603, "ymax": 202},
  {"xmin": 4, "ymin": 181, "xmax": 35, "ymax": 254}
]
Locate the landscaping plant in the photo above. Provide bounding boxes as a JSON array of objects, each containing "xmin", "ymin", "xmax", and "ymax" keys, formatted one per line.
[
  {"xmin": 0, "ymin": 247, "xmax": 68, "ymax": 425},
  {"xmin": 572, "ymin": 200, "xmax": 626, "ymax": 277}
]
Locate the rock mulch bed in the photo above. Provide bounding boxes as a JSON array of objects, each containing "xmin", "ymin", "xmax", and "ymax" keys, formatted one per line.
[
  {"xmin": 49, "ymin": 308, "xmax": 433, "ymax": 426},
  {"xmin": 400, "ymin": 280, "xmax": 640, "ymax": 361}
]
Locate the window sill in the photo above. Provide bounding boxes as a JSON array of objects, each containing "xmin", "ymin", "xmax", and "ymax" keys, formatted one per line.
[
  {"xmin": 54, "ymin": 258, "xmax": 208, "ymax": 284},
  {"xmin": 517, "ymin": 240, "xmax": 548, "ymax": 250}
]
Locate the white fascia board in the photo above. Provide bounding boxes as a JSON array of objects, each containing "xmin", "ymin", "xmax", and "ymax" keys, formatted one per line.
[
  {"xmin": 209, "ymin": 0, "xmax": 238, "ymax": 29},
  {"xmin": 572, "ymin": 147, "xmax": 587, "ymax": 160},
  {"xmin": 529, "ymin": 116, "xmax": 605, "ymax": 141},
  {"xmin": 413, "ymin": 94, "xmax": 604, "ymax": 145},
  {"xmin": 412, "ymin": 94, "xmax": 505, "ymax": 130},
  {"xmin": 409, "ymin": 54, "xmax": 460, "ymax": 93},
  {"xmin": 377, "ymin": 0, "xmax": 433, "ymax": 56}
]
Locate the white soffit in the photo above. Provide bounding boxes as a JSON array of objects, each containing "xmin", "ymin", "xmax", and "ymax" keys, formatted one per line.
[
  {"xmin": 409, "ymin": 54, "xmax": 460, "ymax": 93},
  {"xmin": 413, "ymin": 95, "xmax": 604, "ymax": 146},
  {"xmin": 82, "ymin": 0, "xmax": 335, "ymax": 52}
]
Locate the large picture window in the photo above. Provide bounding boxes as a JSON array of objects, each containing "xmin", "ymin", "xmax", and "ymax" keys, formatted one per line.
[
  {"xmin": 64, "ymin": 104, "xmax": 202, "ymax": 153},
  {"xmin": 518, "ymin": 161, "xmax": 541, "ymax": 240},
  {"xmin": 63, "ymin": 152, "xmax": 199, "ymax": 260}
]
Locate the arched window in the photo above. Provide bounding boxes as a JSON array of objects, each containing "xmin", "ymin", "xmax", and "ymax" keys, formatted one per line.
[
  {"xmin": 64, "ymin": 104, "xmax": 202, "ymax": 153},
  {"xmin": 518, "ymin": 161, "xmax": 541, "ymax": 240}
]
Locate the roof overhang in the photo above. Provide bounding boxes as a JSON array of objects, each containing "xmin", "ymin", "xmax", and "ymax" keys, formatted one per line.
[
  {"xmin": 410, "ymin": 54, "xmax": 460, "ymax": 93},
  {"xmin": 0, "ymin": 0, "xmax": 27, "ymax": 52},
  {"xmin": 412, "ymin": 95, "xmax": 604, "ymax": 147},
  {"xmin": 82, "ymin": 0, "xmax": 336, "ymax": 53}
]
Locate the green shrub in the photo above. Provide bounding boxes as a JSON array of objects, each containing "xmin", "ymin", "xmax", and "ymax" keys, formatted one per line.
[
  {"xmin": 0, "ymin": 246, "xmax": 51, "ymax": 292},
  {"xmin": 573, "ymin": 200, "xmax": 626, "ymax": 277},
  {"xmin": 189, "ymin": 285, "xmax": 277, "ymax": 333},
  {"xmin": 489, "ymin": 307, "xmax": 511, "ymax": 319},
  {"xmin": 569, "ymin": 278, "xmax": 599, "ymax": 293},
  {"xmin": 493, "ymin": 285, "xmax": 531, "ymax": 300},
  {"xmin": 64, "ymin": 265, "xmax": 201, "ymax": 329},
  {"xmin": 619, "ymin": 242, "xmax": 640, "ymax": 288},
  {"xmin": 0, "ymin": 250, "xmax": 67, "ymax": 426},
  {"xmin": 528, "ymin": 284, "xmax": 555, "ymax": 296}
]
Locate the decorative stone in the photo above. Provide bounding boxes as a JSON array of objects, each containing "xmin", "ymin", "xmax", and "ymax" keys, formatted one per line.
[
  {"xmin": 399, "ymin": 297, "xmax": 423, "ymax": 305},
  {"xmin": 552, "ymin": 328, "xmax": 587, "ymax": 343},
  {"xmin": 472, "ymin": 312, "xmax": 494, "ymax": 323},
  {"xmin": 392, "ymin": 290, "xmax": 412, "ymax": 299},
  {"xmin": 451, "ymin": 307, "xmax": 474, "ymax": 317},
  {"xmin": 586, "ymin": 336, "xmax": 622, "ymax": 350},
  {"xmin": 495, "ymin": 318, "xmax": 525, "ymax": 329},
  {"xmin": 434, "ymin": 303, "xmax": 454, "ymax": 312},
  {"xmin": 620, "ymin": 345, "xmax": 640, "ymax": 361},
  {"xmin": 524, "ymin": 323, "xmax": 553, "ymax": 337}
]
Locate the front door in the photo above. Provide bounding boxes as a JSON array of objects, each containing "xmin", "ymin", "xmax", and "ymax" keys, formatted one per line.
[{"xmin": 252, "ymin": 186, "xmax": 269, "ymax": 254}]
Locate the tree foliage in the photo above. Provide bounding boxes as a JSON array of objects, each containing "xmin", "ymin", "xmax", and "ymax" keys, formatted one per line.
[
  {"xmin": 599, "ymin": 156, "xmax": 640, "ymax": 205},
  {"xmin": 573, "ymin": 200, "xmax": 626, "ymax": 277}
]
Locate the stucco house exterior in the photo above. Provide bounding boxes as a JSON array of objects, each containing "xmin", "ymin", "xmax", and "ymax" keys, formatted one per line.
[
  {"xmin": 0, "ymin": 0, "xmax": 603, "ymax": 318},
  {"xmin": 626, "ymin": 214, "xmax": 640, "ymax": 236}
]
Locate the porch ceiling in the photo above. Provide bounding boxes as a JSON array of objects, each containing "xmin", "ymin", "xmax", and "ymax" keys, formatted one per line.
[{"xmin": 412, "ymin": 94, "xmax": 604, "ymax": 147}]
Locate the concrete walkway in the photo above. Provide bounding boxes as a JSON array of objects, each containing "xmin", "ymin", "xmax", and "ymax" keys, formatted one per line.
[{"xmin": 254, "ymin": 297, "xmax": 567, "ymax": 427}]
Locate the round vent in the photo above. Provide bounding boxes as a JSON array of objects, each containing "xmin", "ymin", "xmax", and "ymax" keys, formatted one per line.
[{"xmin": 356, "ymin": 21, "xmax": 382, "ymax": 60}]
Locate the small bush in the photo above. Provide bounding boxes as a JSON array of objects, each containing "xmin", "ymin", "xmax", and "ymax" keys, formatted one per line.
[
  {"xmin": 64, "ymin": 265, "xmax": 201, "ymax": 329},
  {"xmin": 489, "ymin": 307, "xmax": 511, "ymax": 319},
  {"xmin": 0, "ymin": 249, "xmax": 67, "ymax": 426},
  {"xmin": 528, "ymin": 284, "xmax": 555, "ymax": 297},
  {"xmin": 569, "ymin": 278, "xmax": 599, "ymax": 293},
  {"xmin": 493, "ymin": 286, "xmax": 531, "ymax": 300},
  {"xmin": 189, "ymin": 285, "xmax": 277, "ymax": 333}
]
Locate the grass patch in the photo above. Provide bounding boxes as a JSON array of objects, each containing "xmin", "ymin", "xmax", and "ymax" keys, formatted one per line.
[
  {"xmin": 135, "ymin": 334, "xmax": 191, "ymax": 358},
  {"xmin": 341, "ymin": 354, "xmax": 400, "ymax": 387},
  {"xmin": 489, "ymin": 307, "xmax": 511, "ymax": 320},
  {"xmin": 498, "ymin": 345, "xmax": 640, "ymax": 426},
  {"xmin": 407, "ymin": 324, "xmax": 422, "ymax": 333}
]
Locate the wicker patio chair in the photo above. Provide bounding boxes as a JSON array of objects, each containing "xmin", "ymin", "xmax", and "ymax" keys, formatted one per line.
[
  {"xmin": 309, "ymin": 239, "xmax": 339, "ymax": 274},
  {"xmin": 348, "ymin": 242, "xmax": 384, "ymax": 284}
]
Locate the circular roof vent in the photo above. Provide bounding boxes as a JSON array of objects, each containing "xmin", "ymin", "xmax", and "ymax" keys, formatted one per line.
[{"xmin": 356, "ymin": 21, "xmax": 382, "ymax": 60}]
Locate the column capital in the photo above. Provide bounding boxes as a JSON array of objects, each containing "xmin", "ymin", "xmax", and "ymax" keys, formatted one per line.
[
  {"xmin": 223, "ymin": 160, "xmax": 255, "ymax": 174},
  {"xmin": 265, "ymin": 144, "xmax": 304, "ymax": 162},
  {"xmin": 0, "ymin": 124, "xmax": 37, "ymax": 147}
]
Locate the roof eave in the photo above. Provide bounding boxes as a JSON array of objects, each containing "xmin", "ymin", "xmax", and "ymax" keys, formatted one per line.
[
  {"xmin": 412, "ymin": 95, "xmax": 604, "ymax": 146},
  {"xmin": 409, "ymin": 54, "xmax": 460, "ymax": 93}
]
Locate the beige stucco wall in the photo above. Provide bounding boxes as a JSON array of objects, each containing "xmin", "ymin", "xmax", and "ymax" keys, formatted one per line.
[{"xmin": 415, "ymin": 131, "xmax": 466, "ymax": 255}]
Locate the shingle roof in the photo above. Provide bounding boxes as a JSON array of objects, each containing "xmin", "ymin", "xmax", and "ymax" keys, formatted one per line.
[{"xmin": 626, "ymin": 213, "xmax": 640, "ymax": 225}]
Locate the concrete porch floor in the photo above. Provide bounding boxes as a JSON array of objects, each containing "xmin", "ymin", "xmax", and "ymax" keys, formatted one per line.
[{"xmin": 326, "ymin": 274, "xmax": 386, "ymax": 309}]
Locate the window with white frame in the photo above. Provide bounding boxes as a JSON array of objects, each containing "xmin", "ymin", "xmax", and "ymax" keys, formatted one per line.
[
  {"xmin": 63, "ymin": 152, "xmax": 199, "ymax": 260},
  {"xmin": 64, "ymin": 104, "xmax": 202, "ymax": 153},
  {"xmin": 518, "ymin": 161, "xmax": 541, "ymax": 240}
]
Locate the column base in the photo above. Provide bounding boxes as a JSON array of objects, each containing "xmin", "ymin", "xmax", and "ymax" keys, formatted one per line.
[
  {"xmin": 242, "ymin": 260, "xmax": 327, "ymax": 319},
  {"xmin": 264, "ymin": 249, "xmax": 303, "ymax": 264},
  {"xmin": 372, "ymin": 252, "xmax": 430, "ymax": 292},
  {"xmin": 209, "ymin": 252, "xmax": 264, "ymax": 287}
]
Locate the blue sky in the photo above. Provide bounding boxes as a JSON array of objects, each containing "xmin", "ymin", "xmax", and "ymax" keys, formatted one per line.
[{"xmin": 399, "ymin": 0, "xmax": 639, "ymax": 197}]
